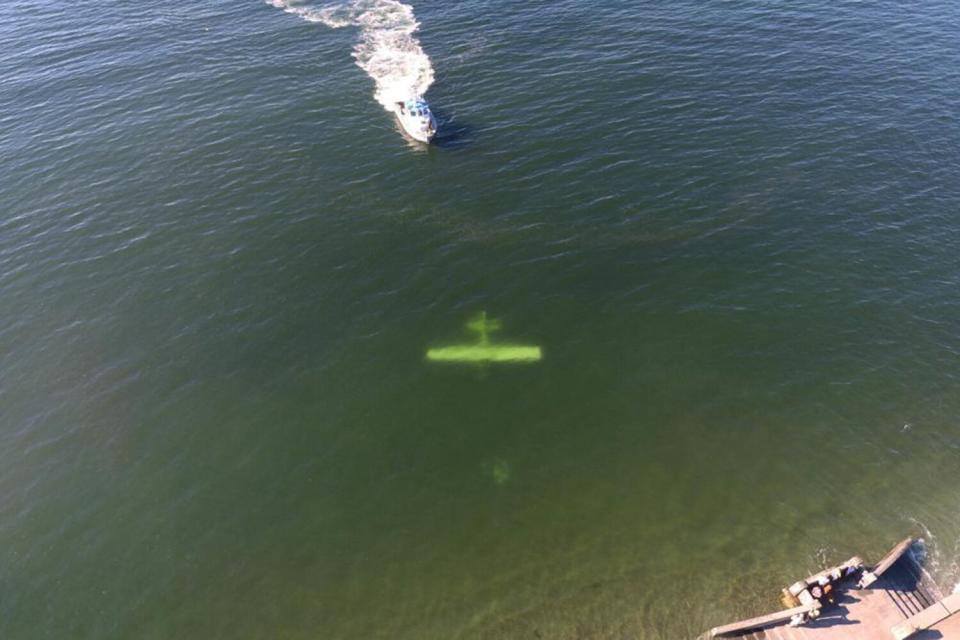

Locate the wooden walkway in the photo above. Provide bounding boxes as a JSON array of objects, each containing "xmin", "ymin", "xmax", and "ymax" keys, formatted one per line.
[{"xmin": 705, "ymin": 539, "xmax": 957, "ymax": 640}]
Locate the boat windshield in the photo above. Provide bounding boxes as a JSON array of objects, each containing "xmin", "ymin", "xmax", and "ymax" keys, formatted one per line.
[{"xmin": 404, "ymin": 100, "xmax": 431, "ymax": 119}]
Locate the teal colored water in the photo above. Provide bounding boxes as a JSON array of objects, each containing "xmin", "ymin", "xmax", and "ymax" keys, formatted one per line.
[{"xmin": 2, "ymin": 1, "xmax": 960, "ymax": 638}]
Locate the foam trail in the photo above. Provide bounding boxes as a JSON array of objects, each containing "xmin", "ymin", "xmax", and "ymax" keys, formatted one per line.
[{"xmin": 268, "ymin": 0, "xmax": 434, "ymax": 109}]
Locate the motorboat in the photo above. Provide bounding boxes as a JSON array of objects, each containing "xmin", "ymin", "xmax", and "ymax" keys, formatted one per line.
[{"xmin": 394, "ymin": 96, "xmax": 437, "ymax": 143}]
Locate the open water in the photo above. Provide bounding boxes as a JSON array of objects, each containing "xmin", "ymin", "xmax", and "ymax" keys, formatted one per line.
[{"xmin": 2, "ymin": 1, "xmax": 960, "ymax": 638}]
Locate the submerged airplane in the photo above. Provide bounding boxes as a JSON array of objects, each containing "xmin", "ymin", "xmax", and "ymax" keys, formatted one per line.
[{"xmin": 426, "ymin": 312, "xmax": 542, "ymax": 364}]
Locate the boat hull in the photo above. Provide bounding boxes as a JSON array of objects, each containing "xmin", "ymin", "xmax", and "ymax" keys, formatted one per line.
[{"xmin": 394, "ymin": 112, "xmax": 435, "ymax": 143}]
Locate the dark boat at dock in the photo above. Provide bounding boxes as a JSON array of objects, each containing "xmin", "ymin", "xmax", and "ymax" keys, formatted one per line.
[{"xmin": 701, "ymin": 537, "xmax": 960, "ymax": 640}]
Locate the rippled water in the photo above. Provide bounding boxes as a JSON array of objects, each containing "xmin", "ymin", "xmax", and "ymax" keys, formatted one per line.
[{"xmin": 2, "ymin": 1, "xmax": 960, "ymax": 638}]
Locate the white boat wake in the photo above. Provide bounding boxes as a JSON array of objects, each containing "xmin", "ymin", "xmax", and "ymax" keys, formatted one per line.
[{"xmin": 268, "ymin": 0, "xmax": 434, "ymax": 110}]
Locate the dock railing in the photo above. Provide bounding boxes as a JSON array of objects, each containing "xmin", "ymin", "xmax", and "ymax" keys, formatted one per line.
[
  {"xmin": 859, "ymin": 536, "xmax": 915, "ymax": 588},
  {"xmin": 707, "ymin": 603, "xmax": 818, "ymax": 638}
]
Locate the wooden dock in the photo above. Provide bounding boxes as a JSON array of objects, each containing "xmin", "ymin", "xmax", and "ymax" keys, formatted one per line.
[{"xmin": 702, "ymin": 538, "xmax": 960, "ymax": 640}]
